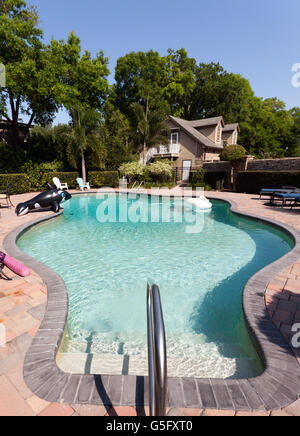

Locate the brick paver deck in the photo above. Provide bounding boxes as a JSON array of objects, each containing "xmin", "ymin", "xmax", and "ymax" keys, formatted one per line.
[{"xmin": 0, "ymin": 190, "xmax": 300, "ymax": 416}]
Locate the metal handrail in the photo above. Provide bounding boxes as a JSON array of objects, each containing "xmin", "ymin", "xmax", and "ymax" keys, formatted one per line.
[{"xmin": 147, "ymin": 283, "xmax": 167, "ymax": 417}]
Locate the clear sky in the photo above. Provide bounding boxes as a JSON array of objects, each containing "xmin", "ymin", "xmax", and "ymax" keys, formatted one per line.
[{"xmin": 30, "ymin": 0, "xmax": 300, "ymax": 124}]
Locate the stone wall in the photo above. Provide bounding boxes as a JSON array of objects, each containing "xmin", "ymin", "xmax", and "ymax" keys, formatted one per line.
[{"xmin": 247, "ymin": 158, "xmax": 300, "ymax": 171}]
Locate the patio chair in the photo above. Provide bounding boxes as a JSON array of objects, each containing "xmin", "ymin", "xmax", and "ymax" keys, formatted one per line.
[
  {"xmin": 271, "ymin": 192, "xmax": 300, "ymax": 208},
  {"xmin": 291, "ymin": 194, "xmax": 300, "ymax": 210},
  {"xmin": 77, "ymin": 178, "xmax": 90, "ymax": 191},
  {"xmin": 53, "ymin": 177, "xmax": 68, "ymax": 191},
  {"xmin": 259, "ymin": 188, "xmax": 299, "ymax": 200},
  {"xmin": 0, "ymin": 183, "xmax": 13, "ymax": 208}
]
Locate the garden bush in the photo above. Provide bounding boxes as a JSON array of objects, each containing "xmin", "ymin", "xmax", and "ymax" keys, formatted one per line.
[
  {"xmin": 0, "ymin": 174, "xmax": 32, "ymax": 195},
  {"xmin": 236, "ymin": 171, "xmax": 300, "ymax": 194},
  {"xmin": 190, "ymin": 170, "xmax": 227, "ymax": 190},
  {"xmin": 88, "ymin": 171, "xmax": 119, "ymax": 188},
  {"xmin": 119, "ymin": 162, "xmax": 144, "ymax": 182},
  {"xmin": 221, "ymin": 145, "xmax": 246, "ymax": 162},
  {"xmin": 146, "ymin": 161, "xmax": 173, "ymax": 183}
]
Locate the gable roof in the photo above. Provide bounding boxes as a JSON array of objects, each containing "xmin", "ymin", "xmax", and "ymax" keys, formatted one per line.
[
  {"xmin": 189, "ymin": 116, "xmax": 225, "ymax": 129},
  {"xmin": 223, "ymin": 123, "xmax": 240, "ymax": 133},
  {"xmin": 169, "ymin": 116, "xmax": 224, "ymax": 150}
]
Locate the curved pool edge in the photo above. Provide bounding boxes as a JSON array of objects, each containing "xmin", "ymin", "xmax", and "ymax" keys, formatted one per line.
[{"xmin": 3, "ymin": 193, "xmax": 300, "ymax": 411}]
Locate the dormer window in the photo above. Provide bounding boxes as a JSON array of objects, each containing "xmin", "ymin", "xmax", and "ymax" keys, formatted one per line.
[
  {"xmin": 215, "ymin": 124, "xmax": 222, "ymax": 144},
  {"xmin": 232, "ymin": 130, "xmax": 238, "ymax": 144}
]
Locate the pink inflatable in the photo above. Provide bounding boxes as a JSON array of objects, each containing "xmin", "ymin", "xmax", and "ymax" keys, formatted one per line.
[{"xmin": 0, "ymin": 251, "xmax": 30, "ymax": 277}]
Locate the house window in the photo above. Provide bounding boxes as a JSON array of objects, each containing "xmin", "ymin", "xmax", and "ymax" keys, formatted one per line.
[
  {"xmin": 215, "ymin": 124, "xmax": 222, "ymax": 143},
  {"xmin": 171, "ymin": 132, "xmax": 179, "ymax": 145}
]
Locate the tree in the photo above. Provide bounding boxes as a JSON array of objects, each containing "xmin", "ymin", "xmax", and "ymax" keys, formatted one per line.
[
  {"xmin": 59, "ymin": 106, "xmax": 107, "ymax": 182},
  {"xmin": 189, "ymin": 63, "xmax": 254, "ymax": 122},
  {"xmin": 131, "ymin": 101, "xmax": 169, "ymax": 164},
  {"xmin": 102, "ymin": 103, "xmax": 133, "ymax": 169},
  {"xmin": 58, "ymin": 32, "xmax": 110, "ymax": 112},
  {"xmin": 114, "ymin": 50, "xmax": 169, "ymax": 122},
  {"xmin": 163, "ymin": 48, "xmax": 196, "ymax": 118},
  {"xmin": 0, "ymin": 0, "xmax": 64, "ymax": 150}
]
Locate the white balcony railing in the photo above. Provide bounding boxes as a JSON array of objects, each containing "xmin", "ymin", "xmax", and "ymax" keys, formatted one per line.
[{"xmin": 153, "ymin": 144, "xmax": 181, "ymax": 156}]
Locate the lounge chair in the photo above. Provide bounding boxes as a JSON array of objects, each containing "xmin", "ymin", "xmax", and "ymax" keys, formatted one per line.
[
  {"xmin": 271, "ymin": 192, "xmax": 300, "ymax": 208},
  {"xmin": 77, "ymin": 178, "xmax": 90, "ymax": 191},
  {"xmin": 53, "ymin": 177, "xmax": 68, "ymax": 190},
  {"xmin": 259, "ymin": 188, "xmax": 299, "ymax": 200},
  {"xmin": 0, "ymin": 184, "xmax": 13, "ymax": 208}
]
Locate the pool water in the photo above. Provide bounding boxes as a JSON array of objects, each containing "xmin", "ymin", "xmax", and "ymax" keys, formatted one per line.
[{"xmin": 18, "ymin": 194, "xmax": 294, "ymax": 378}]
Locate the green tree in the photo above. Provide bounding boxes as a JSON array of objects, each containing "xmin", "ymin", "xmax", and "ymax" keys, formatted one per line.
[
  {"xmin": 0, "ymin": 0, "xmax": 64, "ymax": 150},
  {"xmin": 59, "ymin": 106, "xmax": 107, "ymax": 182},
  {"xmin": 58, "ymin": 32, "xmax": 110, "ymax": 112},
  {"xmin": 114, "ymin": 50, "xmax": 169, "ymax": 121},
  {"xmin": 163, "ymin": 48, "xmax": 196, "ymax": 118},
  {"xmin": 190, "ymin": 63, "xmax": 254, "ymax": 122},
  {"xmin": 102, "ymin": 103, "xmax": 133, "ymax": 169},
  {"xmin": 131, "ymin": 101, "xmax": 169, "ymax": 164}
]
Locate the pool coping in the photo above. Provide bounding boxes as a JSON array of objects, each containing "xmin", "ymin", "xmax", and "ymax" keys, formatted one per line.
[{"xmin": 3, "ymin": 193, "xmax": 300, "ymax": 411}]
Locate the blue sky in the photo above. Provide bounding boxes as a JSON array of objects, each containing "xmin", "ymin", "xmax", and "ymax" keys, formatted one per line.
[{"xmin": 30, "ymin": 0, "xmax": 300, "ymax": 124}]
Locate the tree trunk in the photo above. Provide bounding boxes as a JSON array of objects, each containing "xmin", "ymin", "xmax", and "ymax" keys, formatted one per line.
[
  {"xmin": 81, "ymin": 151, "xmax": 87, "ymax": 183},
  {"xmin": 143, "ymin": 140, "xmax": 147, "ymax": 165}
]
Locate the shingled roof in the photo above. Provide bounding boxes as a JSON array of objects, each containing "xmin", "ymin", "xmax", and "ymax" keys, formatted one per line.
[
  {"xmin": 169, "ymin": 116, "xmax": 224, "ymax": 150},
  {"xmin": 189, "ymin": 116, "xmax": 225, "ymax": 129},
  {"xmin": 223, "ymin": 123, "xmax": 240, "ymax": 133}
]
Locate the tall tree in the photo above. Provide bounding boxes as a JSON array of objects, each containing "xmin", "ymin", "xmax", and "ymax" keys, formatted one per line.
[
  {"xmin": 102, "ymin": 102, "xmax": 133, "ymax": 169},
  {"xmin": 0, "ymin": 0, "xmax": 63, "ymax": 150},
  {"xmin": 131, "ymin": 101, "xmax": 169, "ymax": 164},
  {"xmin": 114, "ymin": 50, "xmax": 169, "ymax": 122},
  {"xmin": 60, "ymin": 106, "xmax": 107, "ymax": 182},
  {"xmin": 58, "ymin": 32, "xmax": 110, "ymax": 112},
  {"xmin": 163, "ymin": 48, "xmax": 196, "ymax": 118}
]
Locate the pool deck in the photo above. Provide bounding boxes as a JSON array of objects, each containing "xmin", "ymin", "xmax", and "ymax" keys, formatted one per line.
[{"xmin": 0, "ymin": 189, "xmax": 300, "ymax": 416}]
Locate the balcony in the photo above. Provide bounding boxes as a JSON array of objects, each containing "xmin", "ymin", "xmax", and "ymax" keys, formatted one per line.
[{"xmin": 153, "ymin": 144, "xmax": 181, "ymax": 157}]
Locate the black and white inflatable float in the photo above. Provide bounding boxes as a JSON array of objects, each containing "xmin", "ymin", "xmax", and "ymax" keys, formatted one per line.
[{"xmin": 16, "ymin": 185, "xmax": 72, "ymax": 217}]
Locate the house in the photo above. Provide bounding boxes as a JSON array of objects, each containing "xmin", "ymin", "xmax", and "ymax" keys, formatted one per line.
[
  {"xmin": 0, "ymin": 120, "xmax": 30, "ymax": 144},
  {"xmin": 143, "ymin": 115, "xmax": 240, "ymax": 181}
]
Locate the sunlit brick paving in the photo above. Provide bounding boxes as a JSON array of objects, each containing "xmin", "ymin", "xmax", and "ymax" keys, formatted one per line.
[{"xmin": 0, "ymin": 190, "xmax": 300, "ymax": 416}]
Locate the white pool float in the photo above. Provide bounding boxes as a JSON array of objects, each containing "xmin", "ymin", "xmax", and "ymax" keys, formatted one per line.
[{"xmin": 187, "ymin": 196, "xmax": 212, "ymax": 210}]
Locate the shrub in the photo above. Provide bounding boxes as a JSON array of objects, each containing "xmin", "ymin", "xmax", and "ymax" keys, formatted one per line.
[
  {"xmin": 190, "ymin": 170, "xmax": 226, "ymax": 190},
  {"xmin": 221, "ymin": 145, "xmax": 246, "ymax": 162},
  {"xmin": 204, "ymin": 172, "xmax": 227, "ymax": 190},
  {"xmin": 146, "ymin": 161, "xmax": 172, "ymax": 183},
  {"xmin": 190, "ymin": 169, "xmax": 205, "ymax": 187},
  {"xmin": 0, "ymin": 173, "xmax": 31, "ymax": 195},
  {"xmin": 236, "ymin": 171, "xmax": 300, "ymax": 194},
  {"xmin": 88, "ymin": 171, "xmax": 119, "ymax": 188},
  {"xmin": 119, "ymin": 162, "xmax": 144, "ymax": 182}
]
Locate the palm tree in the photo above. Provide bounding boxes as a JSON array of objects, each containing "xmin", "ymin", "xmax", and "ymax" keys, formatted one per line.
[
  {"xmin": 131, "ymin": 98, "xmax": 169, "ymax": 164},
  {"xmin": 59, "ymin": 106, "xmax": 107, "ymax": 182}
]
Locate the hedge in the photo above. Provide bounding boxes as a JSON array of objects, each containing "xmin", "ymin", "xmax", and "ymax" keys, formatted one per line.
[
  {"xmin": 0, "ymin": 174, "xmax": 32, "ymax": 195},
  {"xmin": 0, "ymin": 171, "xmax": 120, "ymax": 195},
  {"xmin": 204, "ymin": 172, "xmax": 227, "ymax": 190},
  {"xmin": 236, "ymin": 171, "xmax": 300, "ymax": 194},
  {"xmin": 88, "ymin": 171, "xmax": 119, "ymax": 188},
  {"xmin": 190, "ymin": 170, "xmax": 227, "ymax": 190}
]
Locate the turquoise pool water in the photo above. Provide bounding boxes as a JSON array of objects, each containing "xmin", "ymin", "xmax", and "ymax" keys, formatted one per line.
[{"xmin": 17, "ymin": 194, "xmax": 294, "ymax": 378}]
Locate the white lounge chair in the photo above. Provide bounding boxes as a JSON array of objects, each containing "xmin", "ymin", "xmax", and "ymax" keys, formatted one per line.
[{"xmin": 53, "ymin": 177, "xmax": 68, "ymax": 190}]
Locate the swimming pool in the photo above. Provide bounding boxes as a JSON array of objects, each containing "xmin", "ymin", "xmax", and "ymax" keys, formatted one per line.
[{"xmin": 17, "ymin": 194, "xmax": 294, "ymax": 379}]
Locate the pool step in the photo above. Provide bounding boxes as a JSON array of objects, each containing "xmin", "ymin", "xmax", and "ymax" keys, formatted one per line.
[{"xmin": 57, "ymin": 352, "xmax": 259, "ymax": 379}]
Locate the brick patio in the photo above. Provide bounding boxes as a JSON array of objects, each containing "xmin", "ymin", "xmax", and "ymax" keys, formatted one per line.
[{"xmin": 0, "ymin": 190, "xmax": 300, "ymax": 416}]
